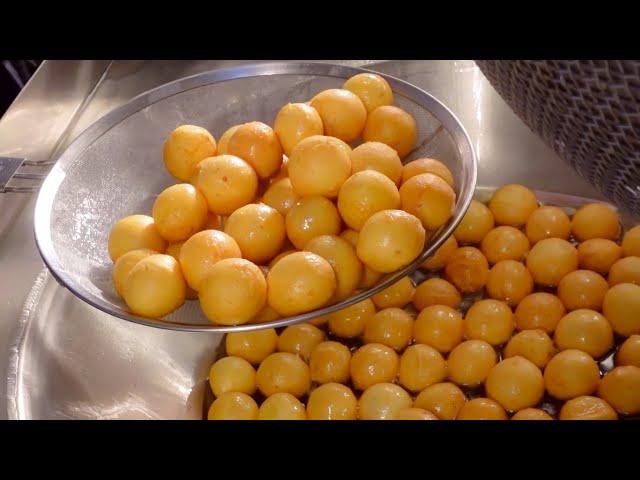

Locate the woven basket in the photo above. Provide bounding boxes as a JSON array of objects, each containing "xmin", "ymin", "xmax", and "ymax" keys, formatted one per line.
[{"xmin": 476, "ymin": 60, "xmax": 640, "ymax": 216}]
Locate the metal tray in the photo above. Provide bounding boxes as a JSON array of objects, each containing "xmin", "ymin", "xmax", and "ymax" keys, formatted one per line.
[{"xmin": 9, "ymin": 186, "xmax": 632, "ymax": 419}]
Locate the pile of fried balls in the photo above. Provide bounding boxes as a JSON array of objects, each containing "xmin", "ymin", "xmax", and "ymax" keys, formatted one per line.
[{"xmin": 106, "ymin": 72, "xmax": 640, "ymax": 420}]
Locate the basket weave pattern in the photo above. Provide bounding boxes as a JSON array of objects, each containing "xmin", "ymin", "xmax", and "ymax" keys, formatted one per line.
[{"xmin": 477, "ymin": 60, "xmax": 640, "ymax": 215}]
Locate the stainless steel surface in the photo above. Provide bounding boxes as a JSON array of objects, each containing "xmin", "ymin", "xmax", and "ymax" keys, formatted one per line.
[
  {"xmin": 33, "ymin": 62, "xmax": 477, "ymax": 332},
  {"xmin": 8, "ymin": 269, "xmax": 220, "ymax": 419},
  {"xmin": 0, "ymin": 60, "xmax": 606, "ymax": 419},
  {"xmin": 0, "ymin": 157, "xmax": 49, "ymax": 193},
  {"xmin": 0, "ymin": 60, "xmax": 112, "ymax": 419},
  {"xmin": 10, "ymin": 187, "xmax": 622, "ymax": 420},
  {"xmin": 0, "ymin": 157, "xmax": 24, "ymax": 190}
]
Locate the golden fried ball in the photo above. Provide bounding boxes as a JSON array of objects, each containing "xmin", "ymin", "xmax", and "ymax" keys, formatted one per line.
[
  {"xmin": 339, "ymin": 229, "xmax": 384, "ymax": 289},
  {"xmin": 338, "ymin": 170, "xmax": 401, "ymax": 231},
  {"xmin": 413, "ymin": 278, "xmax": 461, "ymax": 311},
  {"xmin": 597, "ymin": 365, "xmax": 640, "ymax": 415},
  {"xmin": 363, "ymin": 105, "xmax": 417, "ymax": 159},
  {"xmin": 224, "ymin": 203, "xmax": 286, "ymax": 264},
  {"xmin": 262, "ymin": 178, "xmax": 300, "ymax": 217},
  {"xmin": 457, "ymin": 398, "xmax": 508, "ymax": 420},
  {"xmin": 558, "ymin": 395, "xmax": 618, "ymax": 420},
  {"xmin": 122, "ymin": 254, "xmax": 186, "ymax": 317},
  {"xmin": 526, "ymin": 238, "xmax": 579, "ymax": 286},
  {"xmin": 486, "ymin": 356, "xmax": 544, "ymax": 412},
  {"xmin": 226, "ymin": 121, "xmax": 283, "ymax": 179},
  {"xmin": 447, "ymin": 340, "xmax": 497, "ymax": 387},
  {"xmin": 400, "ymin": 173, "xmax": 456, "ymax": 231},
  {"xmin": 617, "ymin": 335, "xmax": 640, "ymax": 368},
  {"xmin": 413, "ymin": 382, "xmax": 467, "ymax": 420},
  {"xmin": 268, "ymin": 249, "xmax": 297, "ymax": 269},
  {"xmin": 266, "ymin": 251, "xmax": 336, "ymax": 316},
  {"xmin": 327, "ymin": 298, "xmax": 376, "ymax": 338},
  {"xmin": 414, "ymin": 305, "xmax": 464, "ymax": 353},
  {"xmin": 343, "ymin": 73, "xmax": 394, "ymax": 113},
  {"xmin": 363, "ymin": 308, "xmax": 414, "ymax": 352},
  {"xmin": 112, "ymin": 248, "xmax": 155, "ymax": 298},
  {"xmin": 504, "ymin": 330, "xmax": 556, "ymax": 369},
  {"xmin": 515, "ymin": 292, "xmax": 566, "ymax": 333},
  {"xmin": 571, "ymin": 203, "xmax": 620, "ymax": 241},
  {"xmin": 622, "ymin": 225, "xmax": 640, "ymax": 257},
  {"xmin": 216, "ymin": 124, "xmax": 241, "ymax": 155},
  {"xmin": 602, "ymin": 283, "xmax": 640, "ymax": 336},
  {"xmin": 204, "ymin": 212, "xmax": 223, "ymax": 230},
  {"xmin": 310, "ymin": 89, "xmax": 367, "ymax": 142},
  {"xmin": 305, "ymin": 235, "xmax": 363, "ymax": 300},
  {"xmin": 554, "ymin": 309, "xmax": 614, "ymax": 359},
  {"xmin": 402, "ymin": 157, "xmax": 454, "ymax": 187},
  {"xmin": 199, "ymin": 258, "xmax": 267, "ymax": 325},
  {"xmin": 486, "ymin": 260, "xmax": 534, "ymax": 306},
  {"xmin": 178, "ymin": 230, "xmax": 241, "ymax": 291},
  {"xmin": 525, "ymin": 205, "xmax": 571, "ymax": 244},
  {"xmin": 269, "ymin": 155, "xmax": 289, "ymax": 183},
  {"xmin": 577, "ymin": 239, "xmax": 622, "ymax": 276},
  {"xmin": 274, "ymin": 103, "xmax": 324, "ymax": 156},
  {"xmin": 307, "ymin": 383, "xmax": 358, "ymax": 420},
  {"xmin": 358, "ymin": 383, "xmax": 412, "ymax": 420},
  {"xmin": 398, "ymin": 344, "xmax": 447, "ymax": 392},
  {"xmin": 225, "ymin": 328, "xmax": 278, "ymax": 365},
  {"xmin": 288, "ymin": 135, "xmax": 352, "ymax": 198},
  {"xmin": 557, "ymin": 269, "xmax": 609, "ymax": 311},
  {"xmin": 164, "ymin": 242, "xmax": 198, "ymax": 299},
  {"xmin": 151, "ymin": 184, "xmax": 208, "ymax": 243},
  {"xmin": 256, "ymin": 352, "xmax": 310, "ymax": 398},
  {"xmin": 251, "ymin": 305, "xmax": 281, "ymax": 324},
  {"xmin": 163, "ymin": 125, "xmax": 216, "ymax": 182},
  {"xmin": 422, "ymin": 235, "xmax": 458, "ymax": 270},
  {"xmin": 350, "ymin": 343, "xmax": 399, "ymax": 391},
  {"xmin": 480, "ymin": 226, "xmax": 530, "ymax": 265},
  {"xmin": 207, "ymin": 392, "xmax": 258, "ymax": 420},
  {"xmin": 454, "ymin": 200, "xmax": 495, "ymax": 245},
  {"xmin": 488, "ymin": 184, "xmax": 538, "ymax": 227},
  {"xmin": 357, "ymin": 209, "xmax": 426, "ymax": 273},
  {"xmin": 444, "ymin": 246, "xmax": 489, "ymax": 293},
  {"xmin": 339, "ymin": 228, "xmax": 360, "ymax": 247},
  {"xmin": 543, "ymin": 349, "xmax": 600, "ymax": 400},
  {"xmin": 208, "ymin": 356, "xmax": 256, "ymax": 398},
  {"xmin": 277, "ymin": 323, "xmax": 326, "ymax": 362},
  {"xmin": 193, "ymin": 155, "xmax": 258, "ymax": 215},
  {"xmin": 285, "ymin": 195, "xmax": 341, "ymax": 250},
  {"xmin": 511, "ymin": 408, "xmax": 553, "ymax": 420},
  {"xmin": 350, "ymin": 142, "xmax": 403, "ymax": 185},
  {"xmin": 608, "ymin": 256, "xmax": 640, "ymax": 286},
  {"xmin": 394, "ymin": 408, "xmax": 439, "ymax": 420},
  {"xmin": 108, "ymin": 214, "xmax": 167, "ymax": 262},
  {"xmin": 371, "ymin": 277, "xmax": 415, "ymax": 309},
  {"xmin": 257, "ymin": 392, "xmax": 306, "ymax": 420},
  {"xmin": 465, "ymin": 299, "xmax": 514, "ymax": 346},
  {"xmin": 309, "ymin": 341, "xmax": 351, "ymax": 385}
]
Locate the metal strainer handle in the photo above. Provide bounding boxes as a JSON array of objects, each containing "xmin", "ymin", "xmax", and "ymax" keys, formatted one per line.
[{"xmin": 0, "ymin": 157, "xmax": 52, "ymax": 193}]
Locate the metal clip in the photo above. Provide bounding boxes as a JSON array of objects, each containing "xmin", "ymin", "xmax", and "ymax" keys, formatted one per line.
[{"xmin": 0, "ymin": 157, "xmax": 53, "ymax": 193}]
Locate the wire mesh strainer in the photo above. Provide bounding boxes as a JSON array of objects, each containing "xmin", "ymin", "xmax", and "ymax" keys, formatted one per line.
[
  {"xmin": 33, "ymin": 62, "xmax": 477, "ymax": 332},
  {"xmin": 477, "ymin": 60, "xmax": 640, "ymax": 217}
]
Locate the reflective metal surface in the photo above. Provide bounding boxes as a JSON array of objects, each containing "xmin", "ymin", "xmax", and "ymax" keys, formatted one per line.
[
  {"xmin": 8, "ymin": 270, "xmax": 221, "ymax": 419},
  {"xmin": 33, "ymin": 62, "xmax": 477, "ymax": 332},
  {"xmin": 1, "ymin": 60, "xmax": 611, "ymax": 419},
  {"xmin": 0, "ymin": 61, "xmax": 112, "ymax": 419}
]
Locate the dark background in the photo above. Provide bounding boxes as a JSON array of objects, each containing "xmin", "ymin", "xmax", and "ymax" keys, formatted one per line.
[{"xmin": 0, "ymin": 60, "xmax": 41, "ymax": 116}]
